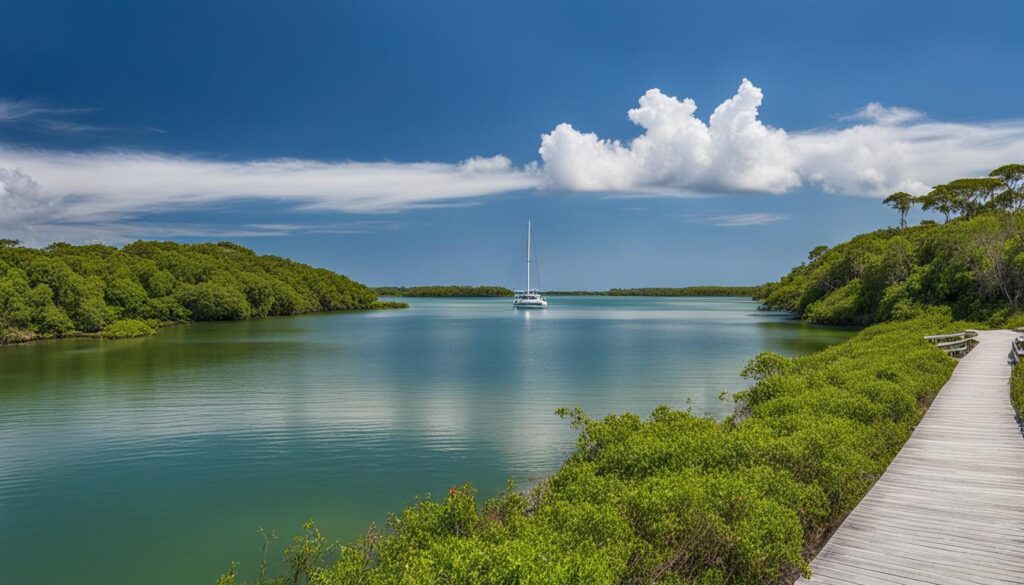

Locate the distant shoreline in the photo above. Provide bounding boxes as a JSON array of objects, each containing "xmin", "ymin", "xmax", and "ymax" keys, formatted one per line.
[{"xmin": 375, "ymin": 285, "xmax": 763, "ymax": 298}]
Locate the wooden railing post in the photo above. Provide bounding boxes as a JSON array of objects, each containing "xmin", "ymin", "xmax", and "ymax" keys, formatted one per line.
[
  {"xmin": 1010, "ymin": 335, "xmax": 1024, "ymax": 365},
  {"xmin": 924, "ymin": 331, "xmax": 979, "ymax": 359}
]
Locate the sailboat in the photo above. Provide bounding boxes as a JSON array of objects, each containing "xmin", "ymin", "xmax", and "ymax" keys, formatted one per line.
[{"xmin": 513, "ymin": 221, "xmax": 548, "ymax": 308}]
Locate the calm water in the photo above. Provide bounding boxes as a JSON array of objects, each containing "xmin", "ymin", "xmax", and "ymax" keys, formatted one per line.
[{"xmin": 0, "ymin": 297, "xmax": 854, "ymax": 584}]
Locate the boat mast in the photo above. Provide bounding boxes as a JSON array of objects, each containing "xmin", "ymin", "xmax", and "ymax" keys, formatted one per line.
[{"xmin": 526, "ymin": 220, "xmax": 531, "ymax": 292}]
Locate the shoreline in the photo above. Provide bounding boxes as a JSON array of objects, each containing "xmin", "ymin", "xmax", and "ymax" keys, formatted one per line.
[{"xmin": 0, "ymin": 302, "xmax": 409, "ymax": 347}]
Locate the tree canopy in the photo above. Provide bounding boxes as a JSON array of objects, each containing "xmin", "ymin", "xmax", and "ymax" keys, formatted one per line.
[
  {"xmin": 887, "ymin": 163, "xmax": 1023, "ymax": 224},
  {"xmin": 990, "ymin": 164, "xmax": 1024, "ymax": 209},
  {"xmin": 759, "ymin": 208, "xmax": 1024, "ymax": 326},
  {"xmin": 0, "ymin": 240, "xmax": 380, "ymax": 343},
  {"xmin": 882, "ymin": 191, "xmax": 913, "ymax": 228}
]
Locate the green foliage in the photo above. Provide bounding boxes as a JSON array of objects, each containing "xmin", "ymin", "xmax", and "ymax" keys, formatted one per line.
[
  {"xmin": 0, "ymin": 240, "xmax": 380, "ymax": 343},
  {"xmin": 990, "ymin": 164, "xmax": 1024, "ymax": 210},
  {"xmin": 759, "ymin": 210, "xmax": 1024, "ymax": 325},
  {"xmin": 912, "ymin": 165, "xmax": 1017, "ymax": 221},
  {"xmin": 803, "ymin": 280, "xmax": 866, "ymax": 325},
  {"xmin": 177, "ymin": 282, "xmax": 253, "ymax": 320},
  {"xmin": 100, "ymin": 319, "xmax": 157, "ymax": 338},
  {"xmin": 371, "ymin": 300, "xmax": 409, "ymax": 310},
  {"xmin": 883, "ymin": 191, "xmax": 914, "ymax": 228},
  {"xmin": 740, "ymin": 352, "xmax": 794, "ymax": 382},
  {"xmin": 223, "ymin": 311, "xmax": 959, "ymax": 585},
  {"xmin": 607, "ymin": 286, "xmax": 764, "ymax": 297},
  {"xmin": 374, "ymin": 285, "xmax": 514, "ymax": 297},
  {"xmin": 1002, "ymin": 313, "xmax": 1024, "ymax": 330}
]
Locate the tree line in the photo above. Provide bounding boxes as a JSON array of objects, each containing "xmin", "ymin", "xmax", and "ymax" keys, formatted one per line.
[
  {"xmin": 0, "ymin": 240, "xmax": 384, "ymax": 343},
  {"xmin": 607, "ymin": 286, "xmax": 764, "ymax": 297},
  {"xmin": 371, "ymin": 286, "xmax": 761, "ymax": 297},
  {"xmin": 882, "ymin": 164, "xmax": 1024, "ymax": 226},
  {"xmin": 374, "ymin": 285, "xmax": 514, "ymax": 297}
]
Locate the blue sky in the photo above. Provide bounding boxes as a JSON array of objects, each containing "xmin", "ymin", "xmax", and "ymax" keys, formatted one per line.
[{"xmin": 1, "ymin": 0, "xmax": 1023, "ymax": 288}]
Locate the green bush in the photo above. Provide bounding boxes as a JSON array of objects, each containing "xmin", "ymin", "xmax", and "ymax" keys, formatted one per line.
[
  {"xmin": 37, "ymin": 305, "xmax": 74, "ymax": 335},
  {"xmin": 371, "ymin": 300, "xmax": 409, "ymax": 309},
  {"xmin": 100, "ymin": 319, "xmax": 157, "ymax": 338},
  {"xmin": 1002, "ymin": 312, "xmax": 1024, "ymax": 330}
]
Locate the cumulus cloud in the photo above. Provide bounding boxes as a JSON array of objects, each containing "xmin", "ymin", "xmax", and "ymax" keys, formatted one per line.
[
  {"xmin": 540, "ymin": 79, "xmax": 1024, "ymax": 197},
  {"xmin": 539, "ymin": 80, "xmax": 798, "ymax": 194}
]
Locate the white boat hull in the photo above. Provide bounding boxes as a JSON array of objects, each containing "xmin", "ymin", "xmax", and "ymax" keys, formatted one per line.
[{"xmin": 513, "ymin": 300, "xmax": 548, "ymax": 308}]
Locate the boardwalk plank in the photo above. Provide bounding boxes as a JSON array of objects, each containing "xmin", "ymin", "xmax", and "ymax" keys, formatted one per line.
[{"xmin": 796, "ymin": 330, "xmax": 1024, "ymax": 584}]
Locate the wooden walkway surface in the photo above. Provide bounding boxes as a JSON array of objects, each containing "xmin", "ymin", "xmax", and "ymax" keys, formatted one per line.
[{"xmin": 796, "ymin": 329, "xmax": 1024, "ymax": 585}]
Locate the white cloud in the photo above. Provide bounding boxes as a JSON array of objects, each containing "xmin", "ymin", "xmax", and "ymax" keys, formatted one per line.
[
  {"xmin": 0, "ymin": 99, "xmax": 44, "ymax": 122},
  {"xmin": 540, "ymin": 79, "xmax": 1024, "ymax": 197},
  {"xmin": 539, "ymin": 80, "xmax": 798, "ymax": 194},
  {"xmin": 3, "ymin": 80, "xmax": 1024, "ymax": 245},
  {"xmin": 708, "ymin": 213, "xmax": 790, "ymax": 227},
  {"xmin": 842, "ymin": 102, "xmax": 924, "ymax": 126},
  {"xmin": 0, "ymin": 98, "xmax": 101, "ymax": 133},
  {"xmin": 0, "ymin": 168, "xmax": 59, "ymax": 224},
  {"xmin": 4, "ymin": 219, "xmax": 401, "ymax": 248},
  {"xmin": 0, "ymin": 149, "xmax": 540, "ymax": 240}
]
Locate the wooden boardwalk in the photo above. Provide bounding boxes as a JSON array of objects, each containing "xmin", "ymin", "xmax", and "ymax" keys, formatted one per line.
[{"xmin": 796, "ymin": 329, "xmax": 1024, "ymax": 585}]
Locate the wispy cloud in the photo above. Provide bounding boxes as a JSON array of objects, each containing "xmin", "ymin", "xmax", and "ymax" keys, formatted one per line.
[
  {"xmin": 0, "ymin": 99, "xmax": 43, "ymax": 122},
  {"xmin": 678, "ymin": 212, "xmax": 790, "ymax": 227},
  {"xmin": 0, "ymin": 148, "xmax": 540, "ymax": 241},
  {"xmin": 9, "ymin": 219, "xmax": 403, "ymax": 247},
  {"xmin": 539, "ymin": 79, "xmax": 1024, "ymax": 197},
  {"xmin": 707, "ymin": 212, "xmax": 790, "ymax": 227},
  {"xmin": 840, "ymin": 102, "xmax": 924, "ymax": 126},
  {"xmin": 0, "ymin": 98, "xmax": 103, "ymax": 134},
  {"xmin": 34, "ymin": 119, "xmax": 107, "ymax": 134}
]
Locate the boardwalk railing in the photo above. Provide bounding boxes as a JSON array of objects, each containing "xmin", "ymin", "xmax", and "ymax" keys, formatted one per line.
[
  {"xmin": 1010, "ymin": 334, "xmax": 1024, "ymax": 365},
  {"xmin": 924, "ymin": 331, "xmax": 978, "ymax": 358}
]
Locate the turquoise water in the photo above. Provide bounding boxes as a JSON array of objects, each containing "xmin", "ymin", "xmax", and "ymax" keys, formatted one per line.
[{"xmin": 0, "ymin": 296, "xmax": 854, "ymax": 584}]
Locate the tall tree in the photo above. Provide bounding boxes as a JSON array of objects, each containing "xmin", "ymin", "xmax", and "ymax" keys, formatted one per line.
[
  {"xmin": 990, "ymin": 164, "xmax": 1024, "ymax": 209},
  {"xmin": 917, "ymin": 186, "xmax": 956, "ymax": 223},
  {"xmin": 883, "ymin": 191, "xmax": 914, "ymax": 228},
  {"xmin": 943, "ymin": 177, "xmax": 1006, "ymax": 216}
]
